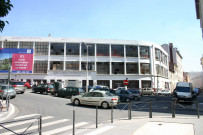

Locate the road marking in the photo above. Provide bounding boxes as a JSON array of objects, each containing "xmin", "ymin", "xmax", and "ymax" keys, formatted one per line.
[
  {"xmin": 14, "ymin": 113, "xmax": 40, "ymax": 120},
  {"xmin": 0, "ymin": 104, "xmax": 15, "ymax": 122},
  {"xmin": 0, "ymin": 116, "xmax": 53, "ymax": 129},
  {"xmin": 84, "ymin": 126, "xmax": 115, "ymax": 135},
  {"xmin": 40, "ymin": 122, "xmax": 89, "ymax": 135},
  {"xmin": 2, "ymin": 119, "xmax": 70, "ymax": 135}
]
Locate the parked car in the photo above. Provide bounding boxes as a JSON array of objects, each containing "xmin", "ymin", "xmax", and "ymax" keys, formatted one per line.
[
  {"xmin": 0, "ymin": 84, "xmax": 16, "ymax": 99},
  {"xmin": 89, "ymin": 85, "xmax": 109, "ymax": 92},
  {"xmin": 54, "ymin": 87, "xmax": 85, "ymax": 98},
  {"xmin": 141, "ymin": 88, "xmax": 154, "ymax": 95},
  {"xmin": 10, "ymin": 81, "xmax": 26, "ymax": 94},
  {"xmin": 92, "ymin": 89, "xmax": 117, "ymax": 95},
  {"xmin": 157, "ymin": 90, "xmax": 171, "ymax": 96},
  {"xmin": 32, "ymin": 84, "xmax": 54, "ymax": 95},
  {"xmin": 71, "ymin": 91, "xmax": 119, "ymax": 109},
  {"xmin": 82, "ymin": 86, "xmax": 93, "ymax": 92},
  {"xmin": 114, "ymin": 87, "xmax": 126, "ymax": 90},
  {"xmin": 116, "ymin": 90, "xmax": 134, "ymax": 102},
  {"xmin": 128, "ymin": 89, "xmax": 142, "ymax": 100},
  {"xmin": 24, "ymin": 82, "xmax": 31, "ymax": 89}
]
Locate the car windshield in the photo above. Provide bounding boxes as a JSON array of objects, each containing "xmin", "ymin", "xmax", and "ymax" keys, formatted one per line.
[
  {"xmin": 48, "ymin": 84, "xmax": 54, "ymax": 88},
  {"xmin": 0, "ymin": 85, "xmax": 13, "ymax": 90},
  {"xmin": 12, "ymin": 82, "xmax": 25, "ymax": 85},
  {"xmin": 105, "ymin": 92, "xmax": 115, "ymax": 96},
  {"xmin": 176, "ymin": 87, "xmax": 191, "ymax": 93},
  {"xmin": 79, "ymin": 88, "xmax": 85, "ymax": 93}
]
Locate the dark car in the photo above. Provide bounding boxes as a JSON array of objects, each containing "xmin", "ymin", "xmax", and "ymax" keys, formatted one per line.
[
  {"xmin": 82, "ymin": 86, "xmax": 93, "ymax": 92},
  {"xmin": 128, "ymin": 89, "xmax": 142, "ymax": 100},
  {"xmin": 54, "ymin": 87, "xmax": 85, "ymax": 98},
  {"xmin": 116, "ymin": 90, "xmax": 134, "ymax": 102},
  {"xmin": 32, "ymin": 84, "xmax": 54, "ymax": 95}
]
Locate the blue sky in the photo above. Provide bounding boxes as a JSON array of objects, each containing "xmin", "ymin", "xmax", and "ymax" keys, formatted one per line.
[{"xmin": 0, "ymin": 0, "xmax": 202, "ymax": 72}]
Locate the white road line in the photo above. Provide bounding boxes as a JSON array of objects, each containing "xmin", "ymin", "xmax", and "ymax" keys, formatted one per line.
[
  {"xmin": 40, "ymin": 122, "xmax": 89, "ymax": 135},
  {"xmin": 14, "ymin": 113, "xmax": 40, "ymax": 120},
  {"xmin": 0, "ymin": 116, "xmax": 53, "ymax": 129},
  {"xmin": 0, "ymin": 104, "xmax": 15, "ymax": 122},
  {"xmin": 2, "ymin": 119, "xmax": 70, "ymax": 135},
  {"xmin": 84, "ymin": 126, "xmax": 115, "ymax": 135}
]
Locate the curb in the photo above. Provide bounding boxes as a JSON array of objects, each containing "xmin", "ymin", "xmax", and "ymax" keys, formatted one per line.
[{"xmin": 0, "ymin": 103, "xmax": 16, "ymax": 122}]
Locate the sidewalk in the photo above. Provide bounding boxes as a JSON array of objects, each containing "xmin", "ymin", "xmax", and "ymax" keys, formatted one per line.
[{"xmin": 0, "ymin": 100, "xmax": 15, "ymax": 122}]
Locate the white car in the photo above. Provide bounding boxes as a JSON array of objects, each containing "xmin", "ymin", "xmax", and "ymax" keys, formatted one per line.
[
  {"xmin": 71, "ymin": 91, "xmax": 119, "ymax": 109},
  {"xmin": 157, "ymin": 90, "xmax": 171, "ymax": 96}
]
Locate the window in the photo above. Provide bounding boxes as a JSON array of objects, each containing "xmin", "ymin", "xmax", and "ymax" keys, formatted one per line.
[
  {"xmin": 96, "ymin": 62, "xmax": 110, "ymax": 74},
  {"xmin": 0, "ymin": 42, "xmax": 2, "ymax": 48},
  {"xmin": 126, "ymin": 63, "xmax": 138, "ymax": 74},
  {"xmin": 97, "ymin": 80, "xmax": 110, "ymax": 88},
  {"xmin": 19, "ymin": 42, "xmax": 33, "ymax": 49},
  {"xmin": 81, "ymin": 62, "xmax": 95, "ymax": 70},
  {"xmin": 141, "ymin": 80, "xmax": 151, "ymax": 88},
  {"xmin": 112, "ymin": 62, "xmax": 124, "ymax": 74},
  {"xmin": 97, "ymin": 44, "xmax": 109, "ymax": 56},
  {"xmin": 50, "ymin": 61, "xmax": 63, "ymax": 70},
  {"xmin": 111, "ymin": 45, "xmax": 124, "ymax": 57},
  {"xmin": 155, "ymin": 48, "xmax": 160, "ymax": 61},
  {"xmin": 66, "ymin": 43, "xmax": 79, "ymax": 55},
  {"xmin": 65, "ymin": 61, "xmax": 79, "ymax": 70},
  {"xmin": 4, "ymin": 42, "xmax": 18, "ymax": 48},
  {"xmin": 34, "ymin": 61, "xmax": 48, "ymax": 73},
  {"xmin": 93, "ymin": 92, "xmax": 103, "ymax": 97},
  {"xmin": 35, "ymin": 42, "xmax": 49, "ymax": 55},
  {"xmin": 140, "ymin": 46, "xmax": 150, "ymax": 58},
  {"xmin": 50, "ymin": 43, "xmax": 64, "ymax": 55},
  {"xmin": 156, "ymin": 64, "xmax": 161, "ymax": 75},
  {"xmin": 81, "ymin": 44, "xmax": 95, "ymax": 56},
  {"xmin": 126, "ymin": 45, "xmax": 138, "ymax": 57},
  {"xmin": 140, "ymin": 63, "xmax": 150, "ymax": 74}
]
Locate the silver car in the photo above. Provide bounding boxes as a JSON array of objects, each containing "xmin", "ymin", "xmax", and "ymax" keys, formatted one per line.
[
  {"xmin": 71, "ymin": 91, "xmax": 119, "ymax": 109},
  {"xmin": 10, "ymin": 81, "xmax": 26, "ymax": 94},
  {"xmin": 0, "ymin": 84, "xmax": 16, "ymax": 99}
]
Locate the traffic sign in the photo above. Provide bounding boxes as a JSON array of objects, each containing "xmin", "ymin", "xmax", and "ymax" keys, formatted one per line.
[{"xmin": 123, "ymin": 80, "xmax": 129, "ymax": 85}]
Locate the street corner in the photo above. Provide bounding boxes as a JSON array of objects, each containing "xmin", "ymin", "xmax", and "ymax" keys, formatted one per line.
[{"xmin": 0, "ymin": 102, "xmax": 16, "ymax": 123}]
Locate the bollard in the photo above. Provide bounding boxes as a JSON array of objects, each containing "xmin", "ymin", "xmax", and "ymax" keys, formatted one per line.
[
  {"xmin": 172, "ymin": 101, "xmax": 175, "ymax": 118},
  {"xmin": 196, "ymin": 101, "xmax": 200, "ymax": 119},
  {"xmin": 149, "ymin": 102, "xmax": 152, "ymax": 118},
  {"xmin": 96, "ymin": 106, "xmax": 98, "ymax": 128},
  {"xmin": 73, "ymin": 110, "xmax": 75, "ymax": 135},
  {"xmin": 111, "ymin": 104, "xmax": 113, "ymax": 123},
  {"xmin": 39, "ymin": 116, "xmax": 42, "ymax": 135},
  {"xmin": 128, "ymin": 102, "xmax": 132, "ymax": 120}
]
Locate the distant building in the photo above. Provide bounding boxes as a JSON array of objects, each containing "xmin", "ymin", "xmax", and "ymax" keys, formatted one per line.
[
  {"xmin": 183, "ymin": 72, "xmax": 190, "ymax": 82},
  {"xmin": 188, "ymin": 72, "xmax": 203, "ymax": 89},
  {"xmin": 162, "ymin": 43, "xmax": 183, "ymax": 91}
]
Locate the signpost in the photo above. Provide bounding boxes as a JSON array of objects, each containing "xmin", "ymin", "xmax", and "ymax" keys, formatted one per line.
[{"xmin": 123, "ymin": 80, "xmax": 129, "ymax": 85}]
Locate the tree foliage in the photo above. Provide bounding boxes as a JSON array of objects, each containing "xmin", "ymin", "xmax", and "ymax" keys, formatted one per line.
[{"xmin": 0, "ymin": 0, "xmax": 13, "ymax": 32}]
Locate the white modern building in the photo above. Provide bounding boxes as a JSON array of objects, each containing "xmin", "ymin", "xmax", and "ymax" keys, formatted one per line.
[{"xmin": 0, "ymin": 36, "xmax": 169, "ymax": 90}]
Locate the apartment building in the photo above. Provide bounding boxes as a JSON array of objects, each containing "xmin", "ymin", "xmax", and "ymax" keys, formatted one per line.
[{"xmin": 0, "ymin": 36, "xmax": 169, "ymax": 90}]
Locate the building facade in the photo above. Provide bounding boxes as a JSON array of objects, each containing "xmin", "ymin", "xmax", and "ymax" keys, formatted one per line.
[
  {"xmin": 162, "ymin": 43, "xmax": 184, "ymax": 91},
  {"xmin": 0, "ymin": 36, "xmax": 169, "ymax": 90},
  {"xmin": 195, "ymin": 0, "xmax": 203, "ymax": 37}
]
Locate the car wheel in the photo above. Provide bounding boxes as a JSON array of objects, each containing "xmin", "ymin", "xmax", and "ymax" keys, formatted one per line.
[
  {"xmin": 126, "ymin": 98, "xmax": 130, "ymax": 102},
  {"xmin": 55, "ymin": 92, "xmax": 58, "ymax": 97},
  {"xmin": 32, "ymin": 89, "xmax": 35, "ymax": 93},
  {"xmin": 21, "ymin": 92, "xmax": 24, "ymax": 94},
  {"xmin": 135, "ymin": 96, "xmax": 140, "ymax": 101},
  {"xmin": 101, "ymin": 101, "xmax": 109, "ymax": 109},
  {"xmin": 74, "ymin": 99, "xmax": 80, "ymax": 106}
]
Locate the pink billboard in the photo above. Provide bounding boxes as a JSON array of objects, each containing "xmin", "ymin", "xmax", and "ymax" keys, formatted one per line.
[{"xmin": 12, "ymin": 54, "xmax": 33, "ymax": 71}]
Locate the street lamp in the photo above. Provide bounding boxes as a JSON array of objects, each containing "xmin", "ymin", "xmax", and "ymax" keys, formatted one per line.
[{"xmin": 82, "ymin": 42, "xmax": 89, "ymax": 93}]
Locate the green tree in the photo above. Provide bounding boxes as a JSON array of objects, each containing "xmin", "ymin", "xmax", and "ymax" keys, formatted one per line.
[{"xmin": 0, "ymin": 0, "xmax": 13, "ymax": 32}]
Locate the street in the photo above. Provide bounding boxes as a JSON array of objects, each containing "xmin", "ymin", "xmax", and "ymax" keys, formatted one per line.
[{"xmin": 1, "ymin": 89, "xmax": 203, "ymax": 135}]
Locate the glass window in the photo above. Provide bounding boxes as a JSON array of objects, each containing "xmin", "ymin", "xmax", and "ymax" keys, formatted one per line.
[
  {"xmin": 140, "ymin": 63, "xmax": 150, "ymax": 74},
  {"xmin": 155, "ymin": 48, "xmax": 160, "ymax": 61},
  {"xmin": 156, "ymin": 64, "xmax": 161, "ymax": 75},
  {"xmin": 141, "ymin": 80, "xmax": 151, "ymax": 88},
  {"xmin": 4, "ymin": 42, "xmax": 18, "ymax": 48},
  {"xmin": 126, "ymin": 63, "xmax": 138, "ymax": 74},
  {"xmin": 50, "ymin": 43, "xmax": 64, "ymax": 55},
  {"xmin": 96, "ymin": 62, "xmax": 110, "ymax": 74},
  {"xmin": 126, "ymin": 45, "xmax": 138, "ymax": 57},
  {"xmin": 0, "ymin": 42, "xmax": 2, "ymax": 48},
  {"xmin": 97, "ymin": 80, "xmax": 110, "ymax": 88},
  {"xmin": 140, "ymin": 46, "xmax": 150, "ymax": 58},
  {"xmin": 112, "ymin": 62, "xmax": 124, "ymax": 74},
  {"xmin": 65, "ymin": 61, "xmax": 79, "ymax": 70},
  {"xmin": 93, "ymin": 92, "xmax": 103, "ymax": 97},
  {"xmin": 19, "ymin": 42, "xmax": 33, "ymax": 49},
  {"xmin": 34, "ymin": 61, "xmax": 48, "ymax": 73},
  {"xmin": 97, "ymin": 44, "xmax": 109, "ymax": 56},
  {"xmin": 81, "ymin": 62, "xmax": 95, "ymax": 70},
  {"xmin": 35, "ymin": 42, "xmax": 49, "ymax": 55},
  {"xmin": 111, "ymin": 45, "xmax": 124, "ymax": 57},
  {"xmin": 81, "ymin": 44, "xmax": 95, "ymax": 56},
  {"xmin": 66, "ymin": 43, "xmax": 79, "ymax": 55},
  {"xmin": 50, "ymin": 61, "xmax": 63, "ymax": 70}
]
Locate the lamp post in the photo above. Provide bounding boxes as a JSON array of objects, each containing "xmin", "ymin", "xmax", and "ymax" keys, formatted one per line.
[{"xmin": 82, "ymin": 42, "xmax": 89, "ymax": 93}]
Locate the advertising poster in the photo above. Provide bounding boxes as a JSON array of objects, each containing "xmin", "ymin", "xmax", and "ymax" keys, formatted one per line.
[{"xmin": 0, "ymin": 48, "xmax": 33, "ymax": 73}]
